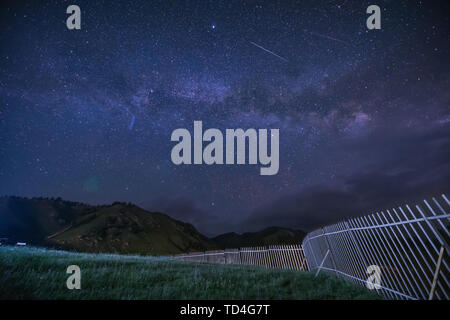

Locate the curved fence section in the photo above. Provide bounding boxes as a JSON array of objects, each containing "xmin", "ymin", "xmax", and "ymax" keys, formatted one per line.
[{"xmin": 302, "ymin": 194, "xmax": 450, "ymax": 300}]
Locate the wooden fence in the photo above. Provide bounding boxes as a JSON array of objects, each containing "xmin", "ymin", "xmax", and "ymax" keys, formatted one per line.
[{"xmin": 173, "ymin": 245, "xmax": 309, "ymax": 271}]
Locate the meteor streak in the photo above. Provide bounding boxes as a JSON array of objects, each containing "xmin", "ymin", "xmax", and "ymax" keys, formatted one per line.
[
  {"xmin": 128, "ymin": 114, "xmax": 136, "ymax": 130},
  {"xmin": 307, "ymin": 31, "xmax": 349, "ymax": 45},
  {"xmin": 250, "ymin": 41, "xmax": 289, "ymax": 62}
]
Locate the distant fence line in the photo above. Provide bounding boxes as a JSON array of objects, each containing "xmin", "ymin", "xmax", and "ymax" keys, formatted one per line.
[
  {"xmin": 174, "ymin": 194, "xmax": 449, "ymax": 300},
  {"xmin": 174, "ymin": 245, "xmax": 309, "ymax": 271}
]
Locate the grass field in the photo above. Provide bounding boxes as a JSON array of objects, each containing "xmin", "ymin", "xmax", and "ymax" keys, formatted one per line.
[{"xmin": 0, "ymin": 246, "xmax": 381, "ymax": 300}]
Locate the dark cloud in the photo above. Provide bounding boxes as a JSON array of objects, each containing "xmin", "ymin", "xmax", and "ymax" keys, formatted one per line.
[
  {"xmin": 245, "ymin": 123, "xmax": 450, "ymax": 232},
  {"xmin": 247, "ymin": 169, "xmax": 449, "ymax": 233}
]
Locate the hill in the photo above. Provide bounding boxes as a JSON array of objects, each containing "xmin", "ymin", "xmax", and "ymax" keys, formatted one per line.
[
  {"xmin": 0, "ymin": 196, "xmax": 215, "ymax": 255},
  {"xmin": 50, "ymin": 202, "xmax": 216, "ymax": 255},
  {"xmin": 212, "ymin": 226, "xmax": 306, "ymax": 248},
  {"xmin": 0, "ymin": 196, "xmax": 307, "ymax": 255},
  {"xmin": 0, "ymin": 196, "xmax": 94, "ymax": 245}
]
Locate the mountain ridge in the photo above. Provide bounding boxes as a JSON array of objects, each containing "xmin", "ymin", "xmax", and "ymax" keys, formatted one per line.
[
  {"xmin": 0, "ymin": 196, "xmax": 306, "ymax": 255},
  {"xmin": 212, "ymin": 226, "xmax": 306, "ymax": 249}
]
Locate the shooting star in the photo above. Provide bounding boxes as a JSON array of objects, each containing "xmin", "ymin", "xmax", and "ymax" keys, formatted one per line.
[
  {"xmin": 307, "ymin": 31, "xmax": 349, "ymax": 45},
  {"xmin": 128, "ymin": 114, "xmax": 136, "ymax": 131},
  {"xmin": 250, "ymin": 41, "xmax": 289, "ymax": 62}
]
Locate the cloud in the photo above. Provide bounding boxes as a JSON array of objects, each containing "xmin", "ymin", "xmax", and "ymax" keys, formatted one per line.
[
  {"xmin": 244, "ymin": 123, "xmax": 450, "ymax": 232},
  {"xmin": 245, "ymin": 169, "xmax": 449, "ymax": 233}
]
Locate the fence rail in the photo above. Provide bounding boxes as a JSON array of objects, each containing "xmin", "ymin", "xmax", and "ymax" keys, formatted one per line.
[
  {"xmin": 174, "ymin": 245, "xmax": 309, "ymax": 271},
  {"xmin": 302, "ymin": 194, "xmax": 450, "ymax": 300}
]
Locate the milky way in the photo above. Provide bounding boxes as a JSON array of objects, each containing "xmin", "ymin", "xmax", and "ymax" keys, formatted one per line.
[{"xmin": 0, "ymin": 0, "xmax": 449, "ymax": 235}]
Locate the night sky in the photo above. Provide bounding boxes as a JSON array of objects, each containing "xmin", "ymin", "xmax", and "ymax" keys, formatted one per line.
[{"xmin": 0, "ymin": 0, "xmax": 449, "ymax": 236}]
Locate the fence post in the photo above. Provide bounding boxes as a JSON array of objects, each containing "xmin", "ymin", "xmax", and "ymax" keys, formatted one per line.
[
  {"xmin": 315, "ymin": 249, "xmax": 330, "ymax": 277},
  {"xmin": 429, "ymin": 246, "xmax": 445, "ymax": 300},
  {"xmin": 322, "ymin": 227, "xmax": 338, "ymax": 275}
]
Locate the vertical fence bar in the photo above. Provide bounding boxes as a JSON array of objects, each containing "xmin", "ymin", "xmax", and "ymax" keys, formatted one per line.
[{"xmin": 429, "ymin": 246, "xmax": 445, "ymax": 300}]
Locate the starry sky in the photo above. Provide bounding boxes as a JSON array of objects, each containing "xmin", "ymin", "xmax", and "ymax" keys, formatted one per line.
[{"xmin": 0, "ymin": 0, "xmax": 449, "ymax": 236}]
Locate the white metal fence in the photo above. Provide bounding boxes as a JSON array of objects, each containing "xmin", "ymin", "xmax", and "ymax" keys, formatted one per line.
[
  {"xmin": 174, "ymin": 245, "xmax": 309, "ymax": 271},
  {"xmin": 174, "ymin": 194, "xmax": 449, "ymax": 300},
  {"xmin": 302, "ymin": 194, "xmax": 449, "ymax": 300}
]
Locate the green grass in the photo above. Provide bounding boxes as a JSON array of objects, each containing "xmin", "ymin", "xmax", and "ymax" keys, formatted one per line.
[{"xmin": 0, "ymin": 246, "xmax": 381, "ymax": 300}]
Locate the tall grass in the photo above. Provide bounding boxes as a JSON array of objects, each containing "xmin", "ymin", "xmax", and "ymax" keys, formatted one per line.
[{"xmin": 0, "ymin": 246, "xmax": 380, "ymax": 300}]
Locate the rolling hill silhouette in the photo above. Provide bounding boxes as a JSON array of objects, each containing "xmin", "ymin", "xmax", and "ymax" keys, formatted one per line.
[
  {"xmin": 0, "ymin": 196, "xmax": 306, "ymax": 255},
  {"xmin": 212, "ymin": 227, "xmax": 306, "ymax": 249}
]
